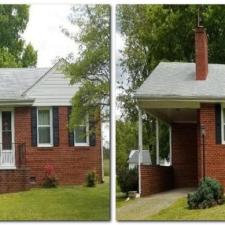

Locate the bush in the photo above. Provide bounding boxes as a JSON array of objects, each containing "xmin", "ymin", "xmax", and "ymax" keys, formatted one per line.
[
  {"xmin": 117, "ymin": 167, "xmax": 138, "ymax": 195},
  {"xmin": 42, "ymin": 176, "xmax": 58, "ymax": 188},
  {"xmin": 187, "ymin": 177, "xmax": 224, "ymax": 209},
  {"xmin": 42, "ymin": 164, "xmax": 58, "ymax": 188},
  {"xmin": 86, "ymin": 171, "xmax": 98, "ymax": 187}
]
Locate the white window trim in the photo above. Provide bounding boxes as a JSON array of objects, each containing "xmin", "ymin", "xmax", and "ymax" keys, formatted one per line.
[
  {"xmin": 37, "ymin": 107, "xmax": 53, "ymax": 147},
  {"xmin": 74, "ymin": 114, "xmax": 89, "ymax": 147},
  {"xmin": 221, "ymin": 104, "xmax": 225, "ymax": 144},
  {"xmin": 0, "ymin": 108, "xmax": 15, "ymax": 148}
]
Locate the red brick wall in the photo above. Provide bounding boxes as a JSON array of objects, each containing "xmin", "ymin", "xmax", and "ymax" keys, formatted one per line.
[
  {"xmin": 141, "ymin": 165, "xmax": 173, "ymax": 196},
  {"xmin": 198, "ymin": 103, "xmax": 225, "ymax": 187},
  {"xmin": 0, "ymin": 169, "xmax": 30, "ymax": 193},
  {"xmin": 15, "ymin": 106, "xmax": 102, "ymax": 186},
  {"xmin": 172, "ymin": 123, "xmax": 198, "ymax": 188}
]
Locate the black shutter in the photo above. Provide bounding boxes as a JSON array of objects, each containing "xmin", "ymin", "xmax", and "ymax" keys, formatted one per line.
[
  {"xmin": 215, "ymin": 104, "xmax": 222, "ymax": 144},
  {"xmin": 68, "ymin": 107, "xmax": 74, "ymax": 146},
  {"xmin": 31, "ymin": 107, "xmax": 37, "ymax": 147},
  {"xmin": 89, "ymin": 116, "xmax": 96, "ymax": 146},
  {"xmin": 53, "ymin": 106, "xmax": 59, "ymax": 146}
]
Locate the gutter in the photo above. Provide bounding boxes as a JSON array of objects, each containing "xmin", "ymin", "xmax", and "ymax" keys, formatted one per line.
[
  {"xmin": 0, "ymin": 99, "xmax": 34, "ymax": 106},
  {"xmin": 135, "ymin": 95, "xmax": 225, "ymax": 103}
]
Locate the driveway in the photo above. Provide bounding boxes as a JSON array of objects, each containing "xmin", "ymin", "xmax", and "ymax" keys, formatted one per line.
[{"xmin": 117, "ymin": 188, "xmax": 195, "ymax": 221}]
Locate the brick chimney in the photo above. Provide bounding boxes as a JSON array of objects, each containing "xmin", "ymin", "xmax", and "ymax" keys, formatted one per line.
[{"xmin": 195, "ymin": 26, "xmax": 208, "ymax": 80}]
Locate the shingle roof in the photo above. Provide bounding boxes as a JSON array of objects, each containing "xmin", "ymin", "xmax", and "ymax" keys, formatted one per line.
[
  {"xmin": 0, "ymin": 68, "xmax": 48, "ymax": 100},
  {"xmin": 135, "ymin": 62, "xmax": 225, "ymax": 100},
  {"xmin": 128, "ymin": 150, "xmax": 151, "ymax": 165}
]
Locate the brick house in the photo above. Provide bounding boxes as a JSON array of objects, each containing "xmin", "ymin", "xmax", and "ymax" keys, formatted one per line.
[
  {"xmin": 0, "ymin": 59, "xmax": 103, "ymax": 193},
  {"xmin": 135, "ymin": 26, "xmax": 225, "ymax": 196}
]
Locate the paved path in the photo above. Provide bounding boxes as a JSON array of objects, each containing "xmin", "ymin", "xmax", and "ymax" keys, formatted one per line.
[{"xmin": 117, "ymin": 188, "xmax": 195, "ymax": 221}]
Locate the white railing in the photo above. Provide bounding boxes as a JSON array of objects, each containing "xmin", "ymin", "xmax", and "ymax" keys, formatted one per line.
[{"xmin": 0, "ymin": 144, "xmax": 15, "ymax": 168}]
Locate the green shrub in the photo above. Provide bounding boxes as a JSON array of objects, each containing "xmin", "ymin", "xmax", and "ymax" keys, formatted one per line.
[
  {"xmin": 187, "ymin": 177, "xmax": 224, "ymax": 209},
  {"xmin": 42, "ymin": 176, "xmax": 58, "ymax": 188},
  {"xmin": 42, "ymin": 164, "xmax": 58, "ymax": 188},
  {"xmin": 86, "ymin": 171, "xmax": 98, "ymax": 187},
  {"xmin": 117, "ymin": 167, "xmax": 138, "ymax": 195}
]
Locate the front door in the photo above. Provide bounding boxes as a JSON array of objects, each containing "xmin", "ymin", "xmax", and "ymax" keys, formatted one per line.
[{"xmin": 0, "ymin": 110, "xmax": 15, "ymax": 168}]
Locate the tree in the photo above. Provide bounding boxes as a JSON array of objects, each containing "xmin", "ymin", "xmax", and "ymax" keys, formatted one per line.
[
  {"xmin": 22, "ymin": 44, "xmax": 37, "ymax": 67},
  {"xmin": 117, "ymin": 5, "xmax": 225, "ymax": 164},
  {"xmin": 63, "ymin": 5, "xmax": 110, "ymax": 128},
  {"xmin": 0, "ymin": 48, "xmax": 18, "ymax": 67},
  {"xmin": 116, "ymin": 120, "xmax": 138, "ymax": 172},
  {"xmin": 0, "ymin": 5, "xmax": 37, "ymax": 67}
]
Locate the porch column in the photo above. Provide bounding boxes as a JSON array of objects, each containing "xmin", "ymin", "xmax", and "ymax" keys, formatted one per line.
[
  {"xmin": 169, "ymin": 125, "xmax": 172, "ymax": 166},
  {"xmin": 138, "ymin": 108, "xmax": 143, "ymax": 195},
  {"xmin": 156, "ymin": 118, "xmax": 159, "ymax": 165}
]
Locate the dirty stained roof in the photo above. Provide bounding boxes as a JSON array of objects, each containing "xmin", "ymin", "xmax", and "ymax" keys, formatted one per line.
[
  {"xmin": 135, "ymin": 62, "xmax": 225, "ymax": 100},
  {"xmin": 0, "ymin": 68, "xmax": 49, "ymax": 100}
]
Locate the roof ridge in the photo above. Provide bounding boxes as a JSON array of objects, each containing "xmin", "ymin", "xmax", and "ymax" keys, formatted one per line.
[
  {"xmin": 21, "ymin": 58, "xmax": 67, "ymax": 97},
  {"xmin": 159, "ymin": 61, "xmax": 225, "ymax": 66},
  {"xmin": 0, "ymin": 67, "xmax": 50, "ymax": 70}
]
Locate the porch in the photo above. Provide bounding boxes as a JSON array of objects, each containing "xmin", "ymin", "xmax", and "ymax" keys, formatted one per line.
[
  {"xmin": 0, "ymin": 143, "xmax": 26, "ymax": 169},
  {"xmin": 0, "ymin": 143, "xmax": 29, "ymax": 193},
  {"xmin": 137, "ymin": 100, "xmax": 201, "ymax": 196}
]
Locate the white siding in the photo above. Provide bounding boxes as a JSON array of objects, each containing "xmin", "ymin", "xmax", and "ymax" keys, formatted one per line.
[{"xmin": 25, "ymin": 71, "xmax": 79, "ymax": 106}]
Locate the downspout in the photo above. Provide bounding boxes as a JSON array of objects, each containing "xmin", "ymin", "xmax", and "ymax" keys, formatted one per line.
[
  {"xmin": 156, "ymin": 118, "xmax": 159, "ymax": 165},
  {"xmin": 101, "ymin": 122, "xmax": 104, "ymax": 182},
  {"xmin": 200, "ymin": 124, "xmax": 206, "ymax": 180},
  {"xmin": 138, "ymin": 108, "xmax": 143, "ymax": 196}
]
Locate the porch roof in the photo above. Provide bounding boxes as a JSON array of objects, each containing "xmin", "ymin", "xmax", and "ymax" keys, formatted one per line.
[
  {"xmin": 135, "ymin": 62, "xmax": 225, "ymax": 101},
  {"xmin": 128, "ymin": 150, "xmax": 151, "ymax": 165}
]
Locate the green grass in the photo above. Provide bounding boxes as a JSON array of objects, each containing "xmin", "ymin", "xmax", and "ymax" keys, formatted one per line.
[
  {"xmin": 0, "ymin": 177, "xmax": 110, "ymax": 221},
  {"xmin": 104, "ymin": 159, "xmax": 109, "ymax": 176},
  {"xmin": 116, "ymin": 179, "xmax": 128, "ymax": 208},
  {"xmin": 149, "ymin": 197, "xmax": 225, "ymax": 220},
  {"xmin": 116, "ymin": 192, "xmax": 128, "ymax": 208}
]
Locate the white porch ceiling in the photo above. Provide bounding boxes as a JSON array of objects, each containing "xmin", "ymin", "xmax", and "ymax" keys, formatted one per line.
[
  {"xmin": 138, "ymin": 100, "xmax": 199, "ymax": 123},
  {"xmin": 146, "ymin": 108, "xmax": 198, "ymax": 123}
]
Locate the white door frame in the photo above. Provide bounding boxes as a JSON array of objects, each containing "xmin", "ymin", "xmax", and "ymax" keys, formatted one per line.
[{"xmin": 0, "ymin": 108, "xmax": 15, "ymax": 169}]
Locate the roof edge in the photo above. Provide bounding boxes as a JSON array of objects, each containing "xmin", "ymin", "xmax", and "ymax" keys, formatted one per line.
[
  {"xmin": 0, "ymin": 98, "xmax": 34, "ymax": 106},
  {"xmin": 136, "ymin": 95, "xmax": 225, "ymax": 102}
]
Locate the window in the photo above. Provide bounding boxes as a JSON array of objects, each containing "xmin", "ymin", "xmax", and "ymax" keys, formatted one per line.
[
  {"xmin": 37, "ymin": 108, "xmax": 53, "ymax": 147},
  {"xmin": 222, "ymin": 106, "xmax": 225, "ymax": 144},
  {"xmin": 74, "ymin": 115, "xmax": 89, "ymax": 146},
  {"xmin": 2, "ymin": 111, "xmax": 12, "ymax": 150}
]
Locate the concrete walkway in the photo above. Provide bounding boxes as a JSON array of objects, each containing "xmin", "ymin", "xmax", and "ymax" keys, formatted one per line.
[{"xmin": 117, "ymin": 188, "xmax": 195, "ymax": 221}]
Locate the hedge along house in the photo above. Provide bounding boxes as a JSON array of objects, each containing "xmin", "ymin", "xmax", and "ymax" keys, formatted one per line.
[
  {"xmin": 135, "ymin": 26, "xmax": 225, "ymax": 197},
  {"xmin": 0, "ymin": 59, "xmax": 103, "ymax": 193}
]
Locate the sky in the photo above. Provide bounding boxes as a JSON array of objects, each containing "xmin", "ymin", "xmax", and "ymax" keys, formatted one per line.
[
  {"xmin": 23, "ymin": 4, "xmax": 109, "ymax": 149},
  {"xmin": 116, "ymin": 31, "xmax": 124, "ymax": 120},
  {"xmin": 23, "ymin": 4, "xmax": 77, "ymax": 67}
]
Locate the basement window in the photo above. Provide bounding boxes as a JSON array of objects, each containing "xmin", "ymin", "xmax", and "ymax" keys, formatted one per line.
[{"xmin": 29, "ymin": 176, "xmax": 36, "ymax": 184}]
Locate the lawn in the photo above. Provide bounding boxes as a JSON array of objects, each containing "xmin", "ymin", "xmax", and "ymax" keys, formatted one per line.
[
  {"xmin": 149, "ymin": 197, "xmax": 225, "ymax": 220},
  {"xmin": 116, "ymin": 179, "xmax": 129, "ymax": 208},
  {"xmin": 104, "ymin": 159, "xmax": 110, "ymax": 176},
  {"xmin": 116, "ymin": 192, "xmax": 128, "ymax": 208},
  {"xmin": 0, "ymin": 177, "xmax": 110, "ymax": 221}
]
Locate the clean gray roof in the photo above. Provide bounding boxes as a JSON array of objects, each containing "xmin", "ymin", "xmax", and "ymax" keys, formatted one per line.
[
  {"xmin": 128, "ymin": 150, "xmax": 151, "ymax": 165},
  {"xmin": 0, "ymin": 68, "xmax": 49, "ymax": 100},
  {"xmin": 135, "ymin": 62, "xmax": 225, "ymax": 100}
]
